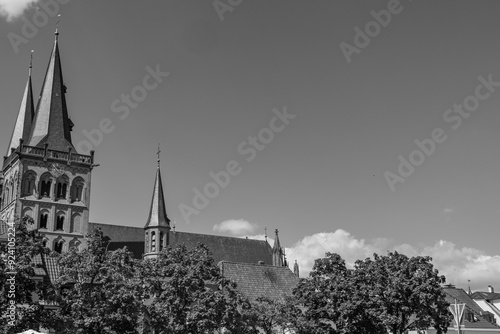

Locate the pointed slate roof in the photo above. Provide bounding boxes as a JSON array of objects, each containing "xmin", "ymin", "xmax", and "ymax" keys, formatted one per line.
[
  {"xmin": 29, "ymin": 32, "xmax": 74, "ymax": 151},
  {"xmin": 144, "ymin": 167, "xmax": 170, "ymax": 228},
  {"xmin": 272, "ymin": 229, "xmax": 283, "ymax": 266},
  {"xmin": 6, "ymin": 59, "xmax": 35, "ymax": 156}
]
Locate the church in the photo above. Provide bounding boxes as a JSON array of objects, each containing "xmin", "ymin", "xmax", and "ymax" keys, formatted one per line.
[{"xmin": 0, "ymin": 28, "xmax": 299, "ymax": 303}]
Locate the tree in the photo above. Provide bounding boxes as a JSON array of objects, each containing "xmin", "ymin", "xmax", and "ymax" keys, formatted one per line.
[
  {"xmin": 243, "ymin": 297, "xmax": 295, "ymax": 334},
  {"xmin": 138, "ymin": 244, "xmax": 251, "ymax": 334},
  {"xmin": 291, "ymin": 252, "xmax": 451, "ymax": 334},
  {"xmin": 0, "ymin": 216, "xmax": 58, "ymax": 334},
  {"xmin": 52, "ymin": 228, "xmax": 143, "ymax": 334},
  {"xmin": 291, "ymin": 253, "xmax": 385, "ymax": 334},
  {"xmin": 356, "ymin": 251, "xmax": 451, "ymax": 334}
]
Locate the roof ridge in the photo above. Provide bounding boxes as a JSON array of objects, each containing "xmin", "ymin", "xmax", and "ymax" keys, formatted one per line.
[
  {"xmin": 220, "ymin": 260, "xmax": 291, "ymax": 269},
  {"xmin": 173, "ymin": 231, "xmax": 269, "ymax": 243}
]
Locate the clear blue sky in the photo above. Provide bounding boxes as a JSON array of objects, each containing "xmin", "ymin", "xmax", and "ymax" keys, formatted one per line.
[{"xmin": 1, "ymin": 0, "xmax": 499, "ymax": 289}]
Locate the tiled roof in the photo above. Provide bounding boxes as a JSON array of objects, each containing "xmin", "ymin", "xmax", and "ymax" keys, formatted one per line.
[
  {"xmin": 32, "ymin": 254, "xmax": 60, "ymax": 283},
  {"xmin": 89, "ymin": 223, "xmax": 144, "ymax": 242},
  {"xmin": 472, "ymin": 291, "xmax": 500, "ymax": 301},
  {"xmin": 170, "ymin": 231, "xmax": 273, "ymax": 265},
  {"xmin": 90, "ymin": 223, "xmax": 274, "ymax": 265},
  {"xmin": 443, "ymin": 286, "xmax": 500, "ymax": 329},
  {"xmin": 220, "ymin": 261, "xmax": 299, "ymax": 301}
]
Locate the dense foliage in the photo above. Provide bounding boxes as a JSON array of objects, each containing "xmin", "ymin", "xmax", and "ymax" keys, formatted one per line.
[
  {"xmin": 2, "ymin": 218, "xmax": 453, "ymax": 333},
  {"xmin": 291, "ymin": 252, "xmax": 452, "ymax": 334}
]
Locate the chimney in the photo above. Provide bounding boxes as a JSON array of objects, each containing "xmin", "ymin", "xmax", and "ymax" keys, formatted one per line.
[{"xmin": 488, "ymin": 285, "xmax": 494, "ymax": 293}]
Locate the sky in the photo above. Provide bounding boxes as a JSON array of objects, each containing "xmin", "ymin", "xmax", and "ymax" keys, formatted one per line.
[{"xmin": 1, "ymin": 0, "xmax": 500, "ymax": 290}]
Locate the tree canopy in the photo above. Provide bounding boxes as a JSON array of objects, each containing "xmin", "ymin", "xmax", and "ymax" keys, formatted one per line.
[
  {"xmin": 0, "ymin": 216, "xmax": 58, "ymax": 334},
  {"xmin": 291, "ymin": 252, "xmax": 452, "ymax": 334}
]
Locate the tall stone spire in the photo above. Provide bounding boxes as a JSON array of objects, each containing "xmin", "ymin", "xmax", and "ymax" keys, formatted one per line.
[
  {"xmin": 6, "ymin": 51, "xmax": 35, "ymax": 157},
  {"xmin": 28, "ymin": 28, "xmax": 74, "ymax": 152},
  {"xmin": 272, "ymin": 229, "xmax": 284, "ymax": 267}
]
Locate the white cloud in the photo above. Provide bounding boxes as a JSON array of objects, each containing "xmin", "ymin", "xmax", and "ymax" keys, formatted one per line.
[
  {"xmin": 213, "ymin": 219, "xmax": 258, "ymax": 236},
  {"xmin": 0, "ymin": 0, "xmax": 39, "ymax": 21},
  {"xmin": 285, "ymin": 229, "xmax": 500, "ymax": 291}
]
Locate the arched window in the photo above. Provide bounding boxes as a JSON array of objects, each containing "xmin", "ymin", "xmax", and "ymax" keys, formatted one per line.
[
  {"xmin": 39, "ymin": 212, "xmax": 49, "ymax": 229},
  {"xmin": 70, "ymin": 177, "xmax": 85, "ymax": 203},
  {"xmin": 56, "ymin": 175, "xmax": 69, "ymax": 200},
  {"xmin": 39, "ymin": 173, "xmax": 52, "ymax": 198},
  {"xmin": 54, "ymin": 239, "xmax": 64, "ymax": 253},
  {"xmin": 22, "ymin": 171, "xmax": 36, "ymax": 197},
  {"xmin": 160, "ymin": 232, "xmax": 164, "ymax": 251},
  {"xmin": 151, "ymin": 231, "xmax": 156, "ymax": 252},
  {"xmin": 56, "ymin": 214, "xmax": 65, "ymax": 231}
]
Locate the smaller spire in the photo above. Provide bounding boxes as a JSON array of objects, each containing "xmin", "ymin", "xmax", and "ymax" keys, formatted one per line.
[
  {"xmin": 468, "ymin": 280, "xmax": 472, "ymax": 295},
  {"xmin": 6, "ymin": 52, "xmax": 35, "ymax": 156},
  {"xmin": 264, "ymin": 226, "xmax": 268, "ymax": 243},
  {"xmin": 272, "ymin": 229, "xmax": 284, "ymax": 267},
  {"xmin": 144, "ymin": 159, "xmax": 170, "ymax": 229},
  {"xmin": 294, "ymin": 260, "xmax": 299, "ymax": 277}
]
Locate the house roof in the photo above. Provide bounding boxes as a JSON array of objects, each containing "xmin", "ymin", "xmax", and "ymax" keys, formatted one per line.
[
  {"xmin": 89, "ymin": 222, "xmax": 274, "ymax": 264},
  {"xmin": 169, "ymin": 231, "xmax": 273, "ymax": 265},
  {"xmin": 443, "ymin": 286, "xmax": 500, "ymax": 329},
  {"xmin": 32, "ymin": 254, "xmax": 60, "ymax": 283},
  {"xmin": 472, "ymin": 291, "xmax": 500, "ymax": 302},
  {"xmin": 219, "ymin": 261, "xmax": 299, "ymax": 301}
]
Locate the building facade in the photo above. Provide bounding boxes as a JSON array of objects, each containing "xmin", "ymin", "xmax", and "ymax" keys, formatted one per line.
[
  {"xmin": 1, "ymin": 31, "xmax": 94, "ymax": 253},
  {"xmin": 1, "ymin": 30, "xmax": 297, "ymax": 282}
]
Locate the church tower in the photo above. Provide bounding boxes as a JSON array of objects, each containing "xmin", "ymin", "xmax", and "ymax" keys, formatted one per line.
[
  {"xmin": 0, "ymin": 29, "xmax": 95, "ymax": 253},
  {"xmin": 144, "ymin": 149, "xmax": 171, "ymax": 259}
]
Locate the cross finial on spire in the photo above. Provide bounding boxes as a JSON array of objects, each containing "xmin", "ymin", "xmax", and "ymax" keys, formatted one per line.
[
  {"xmin": 29, "ymin": 50, "xmax": 34, "ymax": 75},
  {"xmin": 55, "ymin": 14, "xmax": 61, "ymax": 36},
  {"xmin": 157, "ymin": 144, "xmax": 161, "ymax": 168},
  {"xmin": 264, "ymin": 226, "xmax": 267, "ymax": 242}
]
